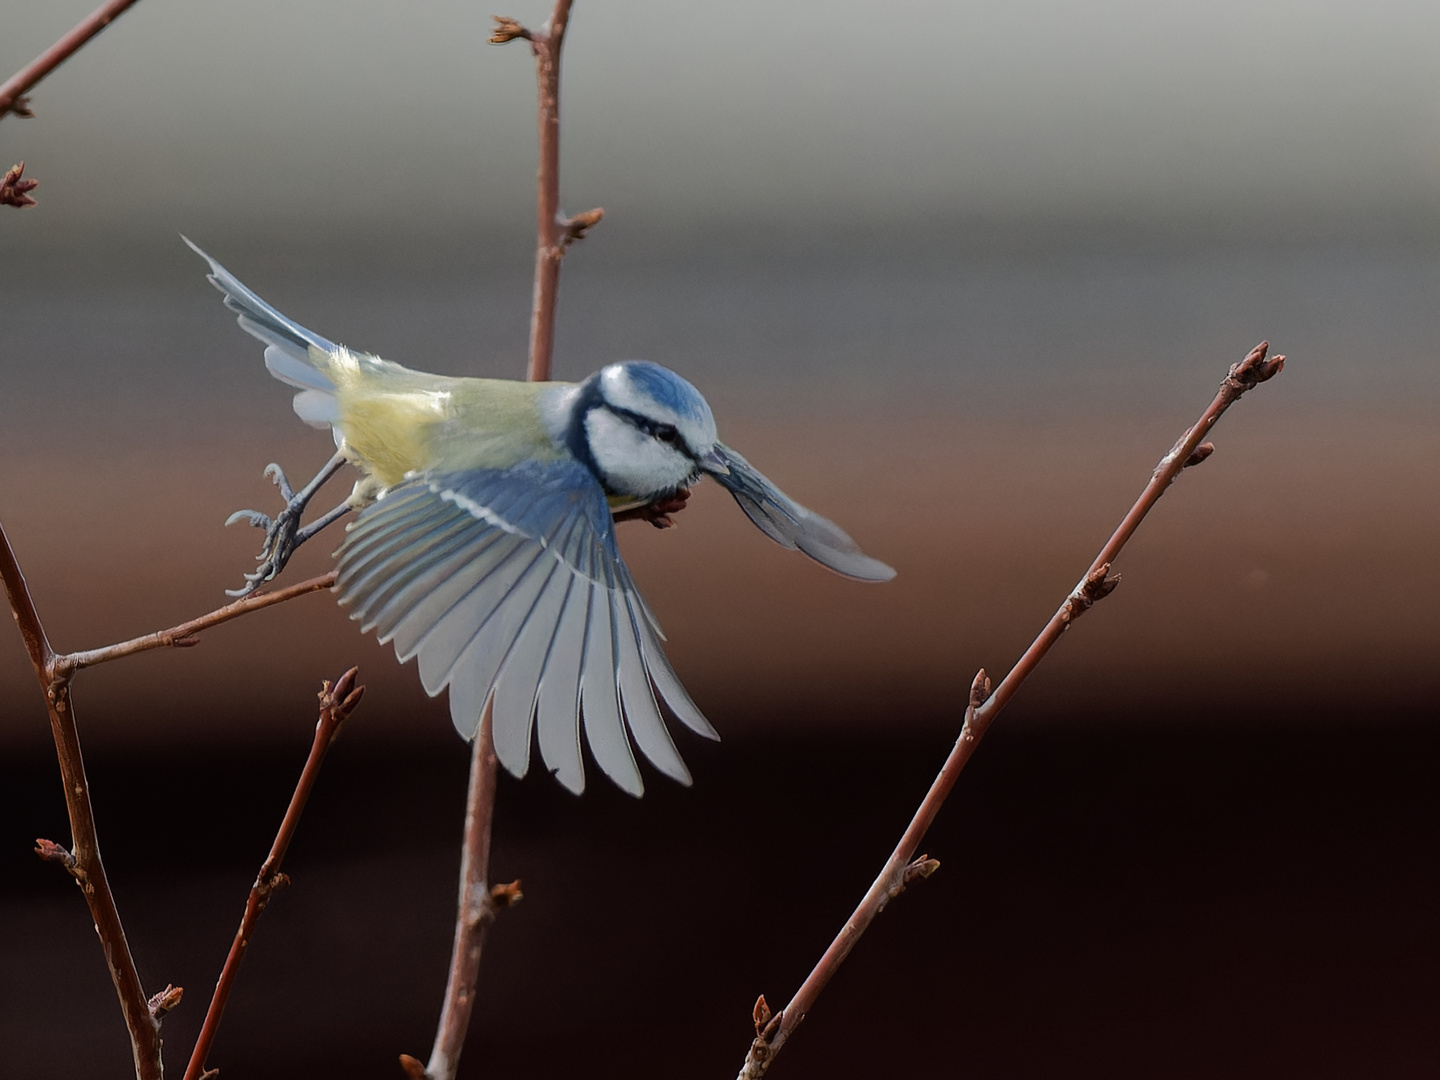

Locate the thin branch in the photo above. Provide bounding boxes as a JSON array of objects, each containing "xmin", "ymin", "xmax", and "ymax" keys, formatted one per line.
[
  {"xmin": 405, "ymin": 10, "xmax": 593, "ymax": 1073},
  {"xmin": 0, "ymin": 518, "xmax": 164, "ymax": 1080},
  {"xmin": 61, "ymin": 571, "xmax": 337, "ymax": 674},
  {"xmin": 735, "ymin": 342, "xmax": 1286, "ymax": 1079},
  {"xmin": 491, "ymin": 4, "xmax": 602, "ymax": 381},
  {"xmin": 401, "ymin": 708, "xmax": 523, "ymax": 1080},
  {"xmin": 0, "ymin": 0, "xmax": 144, "ymax": 121},
  {"xmin": 184, "ymin": 669, "xmax": 367, "ymax": 1080}
]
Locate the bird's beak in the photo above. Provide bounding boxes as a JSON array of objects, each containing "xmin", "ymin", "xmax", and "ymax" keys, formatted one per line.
[{"xmin": 697, "ymin": 447, "xmax": 731, "ymax": 476}]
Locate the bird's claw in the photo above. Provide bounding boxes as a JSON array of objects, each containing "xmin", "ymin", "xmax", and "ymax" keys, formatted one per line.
[
  {"xmin": 613, "ymin": 489, "xmax": 691, "ymax": 530},
  {"xmin": 225, "ymin": 467, "xmax": 309, "ymax": 596},
  {"xmin": 224, "ymin": 508, "xmax": 272, "ymax": 530},
  {"xmin": 262, "ymin": 462, "xmax": 296, "ymax": 502}
]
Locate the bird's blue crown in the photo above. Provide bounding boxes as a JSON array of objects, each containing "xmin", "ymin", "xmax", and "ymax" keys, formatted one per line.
[{"xmin": 613, "ymin": 361, "xmax": 714, "ymax": 430}]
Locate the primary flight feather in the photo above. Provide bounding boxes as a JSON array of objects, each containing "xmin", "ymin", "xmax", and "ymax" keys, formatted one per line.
[{"xmin": 188, "ymin": 239, "xmax": 894, "ymax": 796}]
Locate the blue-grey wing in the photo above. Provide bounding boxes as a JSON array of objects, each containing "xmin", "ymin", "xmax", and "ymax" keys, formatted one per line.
[
  {"xmin": 333, "ymin": 458, "xmax": 716, "ymax": 796},
  {"xmin": 708, "ymin": 442, "xmax": 896, "ymax": 582}
]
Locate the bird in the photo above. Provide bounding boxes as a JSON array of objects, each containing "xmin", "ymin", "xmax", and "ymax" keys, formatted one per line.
[{"xmin": 187, "ymin": 238, "xmax": 894, "ymax": 796}]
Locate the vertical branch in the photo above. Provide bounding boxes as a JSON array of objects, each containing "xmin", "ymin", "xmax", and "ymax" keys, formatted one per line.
[
  {"xmin": 0, "ymin": 519, "xmax": 167, "ymax": 1080},
  {"xmin": 0, "ymin": 0, "xmax": 144, "ymax": 121},
  {"xmin": 184, "ymin": 670, "xmax": 366, "ymax": 1080},
  {"xmin": 403, "ymin": 708, "xmax": 521, "ymax": 1080},
  {"xmin": 525, "ymin": 0, "xmax": 569, "ymax": 381},
  {"xmin": 405, "ymin": 7, "xmax": 595, "ymax": 1075},
  {"xmin": 491, "ymin": 3, "xmax": 603, "ymax": 382}
]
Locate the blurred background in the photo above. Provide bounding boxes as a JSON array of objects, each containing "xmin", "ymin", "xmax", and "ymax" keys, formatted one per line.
[{"xmin": 2, "ymin": 1, "xmax": 1436, "ymax": 1076}]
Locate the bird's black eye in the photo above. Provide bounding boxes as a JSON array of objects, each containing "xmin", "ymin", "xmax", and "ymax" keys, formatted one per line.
[{"xmin": 655, "ymin": 423, "xmax": 680, "ymax": 444}]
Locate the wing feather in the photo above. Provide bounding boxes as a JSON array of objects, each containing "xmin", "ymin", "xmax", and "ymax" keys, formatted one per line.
[
  {"xmin": 342, "ymin": 518, "xmax": 481, "ymax": 622},
  {"xmin": 490, "ymin": 554, "xmax": 574, "ymax": 776},
  {"xmin": 390, "ymin": 533, "xmax": 527, "ymax": 663},
  {"xmin": 535, "ymin": 575, "xmax": 590, "ymax": 793},
  {"xmin": 333, "ymin": 463, "xmax": 713, "ymax": 796},
  {"xmin": 581, "ymin": 579, "xmax": 643, "ymax": 796},
  {"xmin": 707, "ymin": 443, "xmax": 896, "ymax": 582},
  {"xmin": 612, "ymin": 581, "xmax": 691, "ymax": 784},
  {"xmin": 417, "ymin": 540, "xmax": 546, "ymax": 693},
  {"xmin": 447, "ymin": 548, "xmax": 564, "ymax": 745}
]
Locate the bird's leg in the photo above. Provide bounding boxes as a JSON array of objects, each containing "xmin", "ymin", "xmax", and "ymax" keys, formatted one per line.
[
  {"xmin": 226, "ymin": 451, "xmax": 352, "ymax": 595},
  {"xmin": 613, "ymin": 488, "xmax": 691, "ymax": 530}
]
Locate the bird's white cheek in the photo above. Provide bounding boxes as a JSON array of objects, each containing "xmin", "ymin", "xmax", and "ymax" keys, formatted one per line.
[{"xmin": 585, "ymin": 409, "xmax": 693, "ymax": 496}]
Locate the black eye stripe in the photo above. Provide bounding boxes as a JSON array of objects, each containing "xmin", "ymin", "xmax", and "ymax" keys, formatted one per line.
[{"xmin": 607, "ymin": 406, "xmax": 686, "ymax": 450}]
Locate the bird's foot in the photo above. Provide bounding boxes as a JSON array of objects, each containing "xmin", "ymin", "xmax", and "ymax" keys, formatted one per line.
[
  {"xmin": 614, "ymin": 488, "xmax": 691, "ymax": 530},
  {"xmin": 225, "ymin": 453, "xmax": 350, "ymax": 596},
  {"xmin": 226, "ymin": 463, "xmax": 308, "ymax": 596}
]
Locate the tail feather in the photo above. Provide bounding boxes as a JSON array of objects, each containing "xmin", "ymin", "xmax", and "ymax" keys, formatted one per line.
[
  {"xmin": 185, "ymin": 236, "xmax": 340, "ymax": 417},
  {"xmin": 264, "ymin": 345, "xmax": 333, "ymax": 392}
]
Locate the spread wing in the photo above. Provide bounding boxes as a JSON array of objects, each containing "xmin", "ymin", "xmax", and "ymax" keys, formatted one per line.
[
  {"xmin": 333, "ymin": 457, "xmax": 716, "ymax": 796},
  {"xmin": 706, "ymin": 443, "xmax": 896, "ymax": 582}
]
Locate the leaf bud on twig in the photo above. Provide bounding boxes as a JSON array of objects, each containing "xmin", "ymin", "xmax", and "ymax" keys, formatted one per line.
[
  {"xmin": 753, "ymin": 994, "xmax": 772, "ymax": 1033},
  {"xmin": 490, "ymin": 879, "xmax": 524, "ymax": 908},
  {"xmin": 489, "ymin": 16, "xmax": 531, "ymax": 44},
  {"xmin": 34, "ymin": 838, "xmax": 75, "ymax": 868},
  {"xmin": 147, "ymin": 984, "xmax": 183, "ymax": 1019},
  {"xmin": 1, "ymin": 161, "xmax": 38, "ymax": 207},
  {"xmin": 968, "ymin": 669, "xmax": 991, "ymax": 710},
  {"xmin": 1183, "ymin": 442, "xmax": 1215, "ymax": 469}
]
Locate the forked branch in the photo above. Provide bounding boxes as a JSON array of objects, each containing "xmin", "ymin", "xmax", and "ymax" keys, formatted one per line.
[
  {"xmin": 736, "ymin": 342, "xmax": 1286, "ymax": 1078},
  {"xmin": 0, "ymin": 519, "xmax": 164, "ymax": 1080},
  {"xmin": 2, "ymin": 507, "xmax": 338, "ymax": 1078}
]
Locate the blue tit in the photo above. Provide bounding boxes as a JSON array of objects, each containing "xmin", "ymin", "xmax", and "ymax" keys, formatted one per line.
[{"xmin": 187, "ymin": 239, "xmax": 894, "ymax": 795}]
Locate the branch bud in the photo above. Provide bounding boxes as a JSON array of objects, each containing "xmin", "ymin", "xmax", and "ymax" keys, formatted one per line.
[
  {"xmin": 490, "ymin": 879, "xmax": 524, "ymax": 907},
  {"xmin": 1, "ymin": 162, "xmax": 38, "ymax": 208},
  {"xmin": 968, "ymin": 669, "xmax": 991, "ymax": 710},
  {"xmin": 903, "ymin": 855, "xmax": 941, "ymax": 884},
  {"xmin": 319, "ymin": 667, "xmax": 366, "ymax": 733},
  {"xmin": 147, "ymin": 983, "xmax": 184, "ymax": 1019},
  {"xmin": 1063, "ymin": 563, "xmax": 1121, "ymax": 625},
  {"xmin": 489, "ymin": 16, "xmax": 531, "ymax": 44},
  {"xmin": 34, "ymin": 838, "xmax": 75, "ymax": 868},
  {"xmin": 753, "ymin": 994, "xmax": 772, "ymax": 1033},
  {"xmin": 561, "ymin": 206, "xmax": 604, "ymax": 245},
  {"xmin": 1182, "ymin": 442, "xmax": 1215, "ymax": 469},
  {"xmin": 1225, "ymin": 341, "xmax": 1285, "ymax": 393},
  {"xmin": 398, "ymin": 1054, "xmax": 429, "ymax": 1080},
  {"xmin": 1081, "ymin": 562, "xmax": 1121, "ymax": 604}
]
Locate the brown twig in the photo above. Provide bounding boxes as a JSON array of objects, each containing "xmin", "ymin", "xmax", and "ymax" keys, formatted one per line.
[
  {"xmin": 0, "ymin": 518, "xmax": 165, "ymax": 1080},
  {"xmin": 61, "ymin": 571, "xmax": 337, "ymax": 674},
  {"xmin": 491, "ymin": 4, "xmax": 602, "ymax": 382},
  {"xmin": 1, "ymin": 161, "xmax": 39, "ymax": 207},
  {"xmin": 405, "ymin": 10, "xmax": 593, "ymax": 1075},
  {"xmin": 184, "ymin": 669, "xmax": 366, "ymax": 1080},
  {"xmin": 0, "ymin": 0, "xmax": 144, "ymax": 122},
  {"xmin": 735, "ymin": 342, "xmax": 1286, "ymax": 1078},
  {"xmin": 403, "ymin": 708, "xmax": 526, "ymax": 1080},
  {"xmin": 2, "ymin": 508, "xmax": 336, "ymax": 1077}
]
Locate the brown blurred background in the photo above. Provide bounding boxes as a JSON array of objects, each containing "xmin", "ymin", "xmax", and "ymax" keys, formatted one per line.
[{"xmin": 2, "ymin": 1, "xmax": 1437, "ymax": 1077}]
